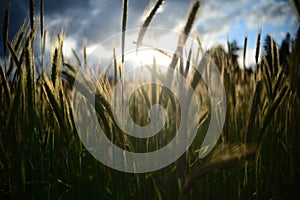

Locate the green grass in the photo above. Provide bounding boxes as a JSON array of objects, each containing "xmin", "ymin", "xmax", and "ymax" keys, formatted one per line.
[{"xmin": 1, "ymin": 0, "xmax": 300, "ymax": 199}]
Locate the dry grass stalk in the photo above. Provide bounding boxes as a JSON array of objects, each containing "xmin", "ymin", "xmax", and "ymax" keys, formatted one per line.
[
  {"xmin": 183, "ymin": 144, "xmax": 256, "ymax": 194},
  {"xmin": 40, "ymin": 0, "xmax": 44, "ymax": 38},
  {"xmin": 255, "ymin": 27, "xmax": 261, "ymax": 66},
  {"xmin": 136, "ymin": 0, "xmax": 164, "ymax": 49},
  {"xmin": 30, "ymin": 0, "xmax": 35, "ymax": 30},
  {"xmin": 121, "ymin": 0, "xmax": 128, "ymax": 63},
  {"xmin": 3, "ymin": 2, "xmax": 10, "ymax": 71},
  {"xmin": 168, "ymin": 0, "xmax": 201, "ymax": 82},
  {"xmin": 83, "ymin": 38, "xmax": 87, "ymax": 68},
  {"xmin": 246, "ymin": 80, "xmax": 262, "ymax": 143},
  {"xmin": 243, "ymin": 34, "xmax": 248, "ymax": 71},
  {"xmin": 151, "ymin": 56, "xmax": 157, "ymax": 104}
]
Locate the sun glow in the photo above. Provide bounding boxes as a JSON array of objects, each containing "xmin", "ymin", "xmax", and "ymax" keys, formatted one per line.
[{"xmin": 124, "ymin": 49, "xmax": 172, "ymax": 67}]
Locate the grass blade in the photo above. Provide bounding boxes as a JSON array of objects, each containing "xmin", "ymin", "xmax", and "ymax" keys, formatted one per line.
[
  {"xmin": 0, "ymin": 63, "xmax": 11, "ymax": 105},
  {"xmin": 72, "ymin": 48, "xmax": 81, "ymax": 66},
  {"xmin": 255, "ymin": 27, "xmax": 261, "ymax": 66},
  {"xmin": 6, "ymin": 41, "xmax": 20, "ymax": 69},
  {"xmin": 246, "ymin": 81, "xmax": 262, "ymax": 143},
  {"xmin": 169, "ymin": 1, "xmax": 201, "ymax": 71},
  {"xmin": 259, "ymin": 85, "xmax": 289, "ymax": 141},
  {"xmin": 243, "ymin": 34, "xmax": 248, "ymax": 70},
  {"xmin": 2, "ymin": 2, "xmax": 10, "ymax": 71},
  {"xmin": 40, "ymin": 0, "xmax": 44, "ymax": 39},
  {"xmin": 30, "ymin": 0, "xmax": 35, "ymax": 30},
  {"xmin": 121, "ymin": 0, "xmax": 128, "ymax": 63},
  {"xmin": 184, "ymin": 42, "xmax": 193, "ymax": 77},
  {"xmin": 136, "ymin": 0, "xmax": 164, "ymax": 49},
  {"xmin": 183, "ymin": 144, "xmax": 256, "ymax": 194},
  {"xmin": 42, "ymin": 75, "xmax": 68, "ymax": 132}
]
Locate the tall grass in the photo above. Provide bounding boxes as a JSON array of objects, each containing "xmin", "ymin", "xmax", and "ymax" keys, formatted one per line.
[{"xmin": 0, "ymin": 0, "xmax": 300, "ymax": 199}]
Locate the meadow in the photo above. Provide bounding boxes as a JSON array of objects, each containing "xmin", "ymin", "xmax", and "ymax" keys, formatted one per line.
[{"xmin": 0, "ymin": 0, "xmax": 300, "ymax": 199}]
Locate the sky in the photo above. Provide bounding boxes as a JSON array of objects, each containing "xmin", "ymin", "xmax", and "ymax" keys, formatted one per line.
[{"xmin": 0, "ymin": 0, "xmax": 299, "ymax": 68}]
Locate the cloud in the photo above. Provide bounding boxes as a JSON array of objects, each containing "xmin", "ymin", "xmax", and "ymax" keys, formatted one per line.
[
  {"xmin": 245, "ymin": 0, "xmax": 292, "ymax": 29},
  {"xmin": 197, "ymin": 0, "xmax": 294, "ymax": 31},
  {"xmin": 238, "ymin": 48, "xmax": 260, "ymax": 69},
  {"xmin": 193, "ymin": 0, "xmax": 296, "ymax": 65},
  {"xmin": 40, "ymin": 0, "xmax": 194, "ymax": 62},
  {"xmin": 1, "ymin": 0, "xmax": 297, "ymax": 67}
]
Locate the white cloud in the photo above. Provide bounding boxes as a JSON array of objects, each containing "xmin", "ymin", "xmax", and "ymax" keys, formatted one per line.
[
  {"xmin": 245, "ymin": 0, "xmax": 291, "ymax": 29},
  {"xmin": 194, "ymin": 0, "xmax": 294, "ymax": 51},
  {"xmin": 62, "ymin": 37, "xmax": 78, "ymax": 58},
  {"xmin": 238, "ymin": 48, "xmax": 260, "ymax": 69}
]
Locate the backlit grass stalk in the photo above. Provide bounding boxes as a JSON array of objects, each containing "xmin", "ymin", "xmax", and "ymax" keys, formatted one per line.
[
  {"xmin": 255, "ymin": 27, "xmax": 261, "ymax": 67},
  {"xmin": 121, "ymin": 0, "xmax": 128, "ymax": 64},
  {"xmin": 169, "ymin": 1, "xmax": 201, "ymax": 71},
  {"xmin": 2, "ymin": 2, "xmax": 10, "ymax": 70},
  {"xmin": 30, "ymin": 0, "xmax": 35, "ymax": 30},
  {"xmin": 243, "ymin": 34, "xmax": 248, "ymax": 71},
  {"xmin": 136, "ymin": 0, "xmax": 164, "ymax": 49}
]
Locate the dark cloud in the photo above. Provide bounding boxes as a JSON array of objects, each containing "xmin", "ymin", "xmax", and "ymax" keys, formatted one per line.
[
  {"xmin": 1, "ymin": 0, "xmax": 27, "ymax": 41},
  {"xmin": 44, "ymin": 0, "xmax": 93, "ymax": 15},
  {"xmin": 0, "ymin": 0, "xmax": 297, "ymax": 60},
  {"xmin": 42, "ymin": 0, "xmax": 191, "ymax": 49},
  {"xmin": 1, "ymin": 0, "xmax": 194, "ymax": 56}
]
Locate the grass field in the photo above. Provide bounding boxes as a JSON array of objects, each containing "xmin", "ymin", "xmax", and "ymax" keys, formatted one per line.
[{"xmin": 1, "ymin": 0, "xmax": 300, "ymax": 199}]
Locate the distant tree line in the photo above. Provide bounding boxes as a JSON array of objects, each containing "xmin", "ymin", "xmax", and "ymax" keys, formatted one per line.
[{"xmin": 209, "ymin": 29, "xmax": 298, "ymax": 77}]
